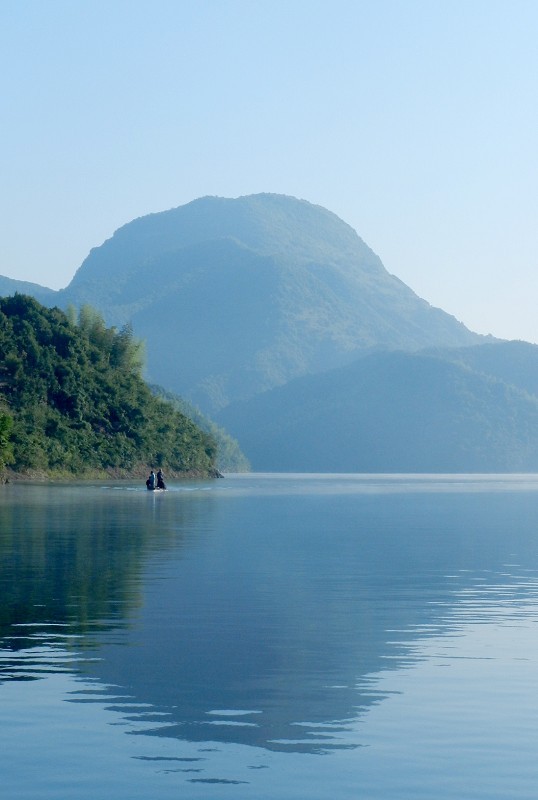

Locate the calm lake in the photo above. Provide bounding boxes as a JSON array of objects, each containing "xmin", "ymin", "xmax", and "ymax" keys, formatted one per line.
[{"xmin": 2, "ymin": 473, "xmax": 538, "ymax": 799}]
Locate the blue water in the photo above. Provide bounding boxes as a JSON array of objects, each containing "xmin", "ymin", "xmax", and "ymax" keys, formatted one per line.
[{"xmin": 2, "ymin": 473, "xmax": 538, "ymax": 798}]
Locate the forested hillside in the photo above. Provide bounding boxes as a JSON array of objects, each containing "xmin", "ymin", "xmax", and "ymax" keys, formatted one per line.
[
  {"xmin": 149, "ymin": 384, "xmax": 250, "ymax": 472},
  {"xmin": 0, "ymin": 295, "xmax": 217, "ymax": 478}
]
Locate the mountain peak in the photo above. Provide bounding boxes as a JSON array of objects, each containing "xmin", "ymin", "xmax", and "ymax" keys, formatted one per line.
[
  {"xmin": 68, "ymin": 193, "xmax": 373, "ymax": 289},
  {"xmin": 58, "ymin": 194, "xmax": 483, "ymax": 412}
]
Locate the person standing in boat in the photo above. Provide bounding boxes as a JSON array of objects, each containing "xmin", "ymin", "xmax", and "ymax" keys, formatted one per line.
[
  {"xmin": 146, "ymin": 470, "xmax": 156, "ymax": 490},
  {"xmin": 157, "ymin": 469, "xmax": 166, "ymax": 489}
]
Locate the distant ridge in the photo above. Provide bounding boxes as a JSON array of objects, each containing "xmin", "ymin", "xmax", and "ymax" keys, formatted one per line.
[
  {"xmin": 218, "ymin": 343, "xmax": 538, "ymax": 472},
  {"xmin": 0, "ymin": 275, "xmax": 55, "ymax": 305}
]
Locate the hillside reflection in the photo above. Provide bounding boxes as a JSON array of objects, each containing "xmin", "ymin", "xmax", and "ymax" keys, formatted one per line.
[
  {"xmin": 2, "ymin": 478, "xmax": 538, "ymax": 754},
  {"xmin": 0, "ymin": 483, "xmax": 203, "ymax": 653}
]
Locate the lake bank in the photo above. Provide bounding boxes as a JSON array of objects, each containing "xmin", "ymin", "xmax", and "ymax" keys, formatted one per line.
[{"xmin": 1, "ymin": 465, "xmax": 224, "ymax": 483}]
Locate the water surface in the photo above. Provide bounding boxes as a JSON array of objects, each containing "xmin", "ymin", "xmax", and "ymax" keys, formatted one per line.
[{"xmin": 2, "ymin": 473, "xmax": 538, "ymax": 798}]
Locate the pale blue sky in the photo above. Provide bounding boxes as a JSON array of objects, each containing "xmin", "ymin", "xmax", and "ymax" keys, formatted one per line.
[{"xmin": 1, "ymin": 0, "xmax": 537, "ymax": 341}]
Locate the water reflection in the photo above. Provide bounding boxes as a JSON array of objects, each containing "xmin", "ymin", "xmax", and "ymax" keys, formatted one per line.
[
  {"xmin": 0, "ymin": 482, "xmax": 213, "ymax": 678},
  {"xmin": 87, "ymin": 485, "xmax": 538, "ymax": 755},
  {"xmin": 3, "ymin": 476, "xmax": 538, "ymax": 766}
]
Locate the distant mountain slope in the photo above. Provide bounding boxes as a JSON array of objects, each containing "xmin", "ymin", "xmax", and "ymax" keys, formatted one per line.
[
  {"xmin": 429, "ymin": 340, "xmax": 538, "ymax": 398},
  {"xmin": 0, "ymin": 275, "xmax": 56, "ymax": 305},
  {"xmin": 217, "ymin": 346, "xmax": 538, "ymax": 472},
  {"xmin": 54, "ymin": 194, "xmax": 484, "ymax": 412}
]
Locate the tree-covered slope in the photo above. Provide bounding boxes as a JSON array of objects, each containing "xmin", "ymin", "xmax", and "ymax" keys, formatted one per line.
[
  {"xmin": 149, "ymin": 384, "xmax": 250, "ymax": 472},
  {"xmin": 217, "ymin": 346, "xmax": 538, "ymax": 473},
  {"xmin": 55, "ymin": 194, "xmax": 484, "ymax": 413},
  {"xmin": 0, "ymin": 295, "xmax": 217, "ymax": 477}
]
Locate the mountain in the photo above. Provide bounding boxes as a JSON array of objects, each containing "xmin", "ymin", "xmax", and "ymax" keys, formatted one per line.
[
  {"xmin": 51, "ymin": 194, "xmax": 485, "ymax": 413},
  {"xmin": 217, "ymin": 344, "xmax": 538, "ymax": 472},
  {"xmin": 5, "ymin": 194, "xmax": 519, "ymax": 472}
]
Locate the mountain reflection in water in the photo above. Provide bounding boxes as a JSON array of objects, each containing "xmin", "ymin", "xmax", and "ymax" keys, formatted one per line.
[{"xmin": 2, "ymin": 474, "xmax": 538, "ymax": 760}]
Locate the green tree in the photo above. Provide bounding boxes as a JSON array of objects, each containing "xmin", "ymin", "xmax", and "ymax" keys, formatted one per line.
[{"xmin": 0, "ymin": 412, "xmax": 14, "ymax": 473}]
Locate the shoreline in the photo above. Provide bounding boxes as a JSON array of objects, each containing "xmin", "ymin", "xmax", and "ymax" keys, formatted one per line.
[{"xmin": 2, "ymin": 466, "xmax": 224, "ymax": 483}]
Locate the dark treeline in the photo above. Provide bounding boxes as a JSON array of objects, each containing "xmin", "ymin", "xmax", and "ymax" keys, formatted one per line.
[{"xmin": 0, "ymin": 295, "xmax": 217, "ymax": 477}]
